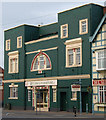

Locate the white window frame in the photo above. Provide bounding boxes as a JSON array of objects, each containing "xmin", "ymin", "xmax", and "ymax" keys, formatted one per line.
[
  {"xmin": 8, "ymin": 51, "xmax": 19, "ymax": 73},
  {"xmin": 6, "ymin": 39, "xmax": 10, "ymax": 51},
  {"xmin": 28, "ymin": 90, "xmax": 31, "ymax": 102},
  {"xmin": 61, "ymin": 24, "xmax": 68, "ymax": 39},
  {"xmin": 31, "ymin": 53, "xmax": 51, "ymax": 72},
  {"xmin": 99, "ymin": 86, "xmax": 106, "ymax": 103},
  {"xmin": 71, "ymin": 91, "xmax": 77, "ymax": 101},
  {"xmin": 65, "ymin": 38, "xmax": 82, "ymax": 68},
  {"xmin": 96, "ymin": 50, "xmax": 106, "ymax": 71},
  {"xmin": 79, "ymin": 19, "xmax": 88, "ymax": 35},
  {"xmin": 17, "ymin": 36, "xmax": 22, "ymax": 48},
  {"xmin": 8, "ymin": 83, "xmax": 18, "ymax": 99}
]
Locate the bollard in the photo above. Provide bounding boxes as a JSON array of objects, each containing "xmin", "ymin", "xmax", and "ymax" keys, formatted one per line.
[
  {"xmin": 73, "ymin": 106, "xmax": 77, "ymax": 117},
  {"xmin": 86, "ymin": 103, "xmax": 88, "ymax": 114}
]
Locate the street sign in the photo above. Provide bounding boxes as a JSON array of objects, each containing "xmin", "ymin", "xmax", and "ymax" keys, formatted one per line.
[{"xmin": 71, "ymin": 84, "xmax": 81, "ymax": 91}]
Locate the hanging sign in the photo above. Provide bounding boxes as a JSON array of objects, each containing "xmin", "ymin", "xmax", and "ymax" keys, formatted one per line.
[{"xmin": 71, "ymin": 84, "xmax": 81, "ymax": 91}]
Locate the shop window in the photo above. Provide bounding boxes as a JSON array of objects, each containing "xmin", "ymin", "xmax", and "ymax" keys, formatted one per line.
[
  {"xmin": 31, "ymin": 52, "xmax": 51, "ymax": 71},
  {"xmin": 61, "ymin": 24, "xmax": 68, "ymax": 39},
  {"xmin": 99, "ymin": 86, "xmax": 106, "ymax": 103},
  {"xmin": 6, "ymin": 39, "xmax": 10, "ymax": 51},
  {"xmin": 17, "ymin": 36, "xmax": 22, "ymax": 48},
  {"xmin": 96, "ymin": 50, "xmax": 106, "ymax": 70},
  {"xmin": 65, "ymin": 38, "xmax": 82, "ymax": 67},
  {"xmin": 53, "ymin": 89, "xmax": 56, "ymax": 102},
  {"xmin": 8, "ymin": 51, "xmax": 19, "ymax": 73},
  {"xmin": 28, "ymin": 90, "xmax": 31, "ymax": 102},
  {"xmin": 79, "ymin": 19, "xmax": 88, "ymax": 35},
  {"xmin": 9, "ymin": 83, "xmax": 18, "ymax": 99},
  {"xmin": 71, "ymin": 91, "xmax": 77, "ymax": 101}
]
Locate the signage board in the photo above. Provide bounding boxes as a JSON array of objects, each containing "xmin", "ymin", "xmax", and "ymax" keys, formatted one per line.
[
  {"xmin": 25, "ymin": 80, "xmax": 57, "ymax": 87},
  {"xmin": 93, "ymin": 80, "xmax": 106, "ymax": 86},
  {"xmin": 71, "ymin": 84, "xmax": 81, "ymax": 91}
]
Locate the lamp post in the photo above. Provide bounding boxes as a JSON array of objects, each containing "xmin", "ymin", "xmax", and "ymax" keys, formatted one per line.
[{"xmin": 79, "ymin": 79, "xmax": 82, "ymax": 115}]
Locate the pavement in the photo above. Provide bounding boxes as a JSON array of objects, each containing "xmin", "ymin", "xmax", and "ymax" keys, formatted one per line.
[{"xmin": 1, "ymin": 109, "xmax": 106, "ymax": 120}]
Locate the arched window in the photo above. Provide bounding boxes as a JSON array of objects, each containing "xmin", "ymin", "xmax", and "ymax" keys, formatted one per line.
[{"xmin": 31, "ymin": 52, "xmax": 51, "ymax": 71}]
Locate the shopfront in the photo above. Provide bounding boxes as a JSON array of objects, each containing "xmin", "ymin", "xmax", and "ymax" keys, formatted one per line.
[{"xmin": 25, "ymin": 80, "xmax": 57, "ymax": 111}]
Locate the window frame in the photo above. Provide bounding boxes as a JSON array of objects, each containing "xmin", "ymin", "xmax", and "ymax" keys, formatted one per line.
[
  {"xmin": 79, "ymin": 19, "xmax": 88, "ymax": 35},
  {"xmin": 99, "ymin": 86, "xmax": 106, "ymax": 103},
  {"xmin": 17, "ymin": 36, "xmax": 22, "ymax": 48},
  {"xmin": 8, "ymin": 83, "xmax": 18, "ymax": 99},
  {"xmin": 65, "ymin": 38, "xmax": 82, "ymax": 68},
  {"xmin": 96, "ymin": 50, "xmax": 106, "ymax": 71},
  {"xmin": 31, "ymin": 52, "xmax": 52, "ymax": 72},
  {"xmin": 6, "ymin": 39, "xmax": 10, "ymax": 51},
  {"xmin": 60, "ymin": 24, "xmax": 68, "ymax": 39},
  {"xmin": 8, "ymin": 51, "xmax": 19, "ymax": 74}
]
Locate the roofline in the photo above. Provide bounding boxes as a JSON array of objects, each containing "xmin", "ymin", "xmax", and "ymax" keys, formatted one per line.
[
  {"xmin": 4, "ymin": 24, "xmax": 38, "ymax": 32},
  {"xmin": 58, "ymin": 3, "xmax": 103, "ymax": 14},
  {"xmin": 89, "ymin": 14, "xmax": 106, "ymax": 43},
  {"xmin": 38, "ymin": 22, "xmax": 58, "ymax": 27}
]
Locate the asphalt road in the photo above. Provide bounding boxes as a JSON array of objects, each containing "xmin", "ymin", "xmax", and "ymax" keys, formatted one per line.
[{"xmin": 1, "ymin": 109, "xmax": 105, "ymax": 120}]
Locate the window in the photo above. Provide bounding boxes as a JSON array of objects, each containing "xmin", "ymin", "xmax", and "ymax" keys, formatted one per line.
[
  {"xmin": 31, "ymin": 52, "xmax": 51, "ymax": 71},
  {"xmin": 65, "ymin": 38, "xmax": 82, "ymax": 67},
  {"xmin": 79, "ymin": 19, "xmax": 88, "ymax": 35},
  {"xmin": 28, "ymin": 90, "xmax": 31, "ymax": 102},
  {"xmin": 71, "ymin": 91, "xmax": 77, "ymax": 101},
  {"xmin": 61, "ymin": 24, "xmax": 68, "ymax": 38},
  {"xmin": 17, "ymin": 36, "xmax": 22, "ymax": 48},
  {"xmin": 8, "ymin": 51, "xmax": 19, "ymax": 73},
  {"xmin": 6, "ymin": 39, "xmax": 10, "ymax": 51},
  {"xmin": 99, "ymin": 86, "xmax": 106, "ymax": 103},
  {"xmin": 0, "ymin": 79, "xmax": 2, "ymax": 85},
  {"xmin": 53, "ymin": 89, "xmax": 56, "ymax": 102},
  {"xmin": 9, "ymin": 83, "xmax": 18, "ymax": 99},
  {"xmin": 96, "ymin": 50, "xmax": 106, "ymax": 70}
]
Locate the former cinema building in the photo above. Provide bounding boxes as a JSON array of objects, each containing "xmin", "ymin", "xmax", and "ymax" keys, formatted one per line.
[{"xmin": 3, "ymin": 3, "xmax": 104, "ymax": 112}]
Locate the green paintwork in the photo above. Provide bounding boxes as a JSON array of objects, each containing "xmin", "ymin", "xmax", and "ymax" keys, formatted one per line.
[{"xmin": 4, "ymin": 3, "xmax": 103, "ymax": 112}]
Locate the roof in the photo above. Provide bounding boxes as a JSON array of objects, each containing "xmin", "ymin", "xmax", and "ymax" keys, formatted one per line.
[
  {"xmin": 58, "ymin": 3, "xmax": 103, "ymax": 14},
  {"xmin": 89, "ymin": 14, "xmax": 106, "ymax": 42}
]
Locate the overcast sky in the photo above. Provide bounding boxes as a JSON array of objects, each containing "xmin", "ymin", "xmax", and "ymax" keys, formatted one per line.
[{"xmin": 0, "ymin": 0, "xmax": 105, "ymax": 68}]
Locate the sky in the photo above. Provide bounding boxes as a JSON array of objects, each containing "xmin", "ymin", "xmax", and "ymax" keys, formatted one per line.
[{"xmin": 0, "ymin": 0, "xmax": 105, "ymax": 68}]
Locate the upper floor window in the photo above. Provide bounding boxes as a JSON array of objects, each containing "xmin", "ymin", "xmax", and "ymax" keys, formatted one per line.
[
  {"xmin": 17, "ymin": 36, "xmax": 22, "ymax": 48},
  {"xmin": 96, "ymin": 50, "xmax": 106, "ymax": 70},
  {"xmin": 8, "ymin": 51, "xmax": 19, "ymax": 73},
  {"xmin": 65, "ymin": 38, "xmax": 82, "ymax": 67},
  {"xmin": 6, "ymin": 39, "xmax": 10, "ymax": 51},
  {"xmin": 99, "ymin": 86, "xmax": 106, "ymax": 103},
  {"xmin": 79, "ymin": 19, "xmax": 88, "ymax": 35},
  {"xmin": 61, "ymin": 24, "xmax": 68, "ymax": 39},
  {"xmin": 31, "ymin": 52, "xmax": 51, "ymax": 71}
]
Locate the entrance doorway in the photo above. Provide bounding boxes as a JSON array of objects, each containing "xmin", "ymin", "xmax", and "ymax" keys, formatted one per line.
[
  {"xmin": 60, "ymin": 92, "xmax": 67, "ymax": 111},
  {"xmin": 82, "ymin": 92, "xmax": 88, "ymax": 112},
  {"xmin": 34, "ymin": 89, "xmax": 49, "ymax": 111}
]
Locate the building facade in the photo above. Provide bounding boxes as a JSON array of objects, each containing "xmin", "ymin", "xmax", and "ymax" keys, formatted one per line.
[
  {"xmin": 0, "ymin": 67, "xmax": 4, "ymax": 107},
  {"xmin": 3, "ymin": 3, "xmax": 104, "ymax": 112},
  {"xmin": 89, "ymin": 8, "xmax": 106, "ymax": 113}
]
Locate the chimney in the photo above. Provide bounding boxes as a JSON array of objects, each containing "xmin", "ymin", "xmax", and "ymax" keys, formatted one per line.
[
  {"xmin": 104, "ymin": 1, "xmax": 106, "ymax": 15},
  {"xmin": 103, "ymin": 7, "xmax": 106, "ymax": 15}
]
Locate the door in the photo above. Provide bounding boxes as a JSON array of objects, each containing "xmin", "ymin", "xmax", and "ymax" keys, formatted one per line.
[
  {"xmin": 82, "ymin": 92, "xmax": 88, "ymax": 112},
  {"xmin": 60, "ymin": 92, "xmax": 67, "ymax": 111}
]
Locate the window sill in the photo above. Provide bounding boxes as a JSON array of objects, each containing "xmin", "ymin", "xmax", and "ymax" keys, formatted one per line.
[
  {"xmin": 96, "ymin": 68, "xmax": 106, "ymax": 71},
  {"xmin": 31, "ymin": 68, "xmax": 51, "ymax": 72},
  {"xmin": 79, "ymin": 32, "xmax": 88, "ymax": 35},
  {"xmin": 71, "ymin": 98, "xmax": 77, "ymax": 101},
  {"xmin": 8, "ymin": 72, "xmax": 19, "ymax": 74},
  {"xmin": 66, "ymin": 64, "xmax": 82, "ymax": 68},
  {"xmin": 8, "ymin": 97, "xmax": 18, "ymax": 99},
  {"xmin": 61, "ymin": 36, "xmax": 68, "ymax": 39}
]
